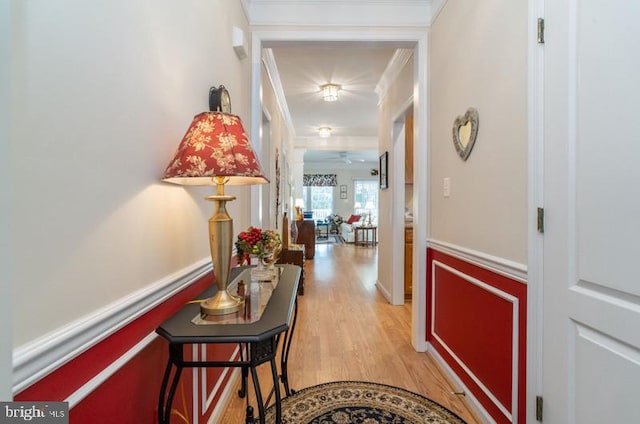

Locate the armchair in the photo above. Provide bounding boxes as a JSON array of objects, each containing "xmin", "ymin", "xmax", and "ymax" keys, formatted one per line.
[{"xmin": 339, "ymin": 214, "xmax": 363, "ymax": 243}]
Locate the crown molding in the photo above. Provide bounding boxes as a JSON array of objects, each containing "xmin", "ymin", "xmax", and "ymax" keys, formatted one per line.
[
  {"xmin": 375, "ymin": 48, "xmax": 414, "ymax": 105},
  {"xmin": 262, "ymin": 48, "xmax": 296, "ymax": 138},
  {"xmin": 240, "ymin": 0, "xmax": 251, "ymax": 24},
  {"xmin": 429, "ymin": 0, "xmax": 448, "ymax": 23}
]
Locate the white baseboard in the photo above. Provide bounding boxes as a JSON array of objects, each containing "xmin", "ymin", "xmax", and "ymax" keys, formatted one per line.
[
  {"xmin": 375, "ymin": 280, "xmax": 392, "ymax": 302},
  {"xmin": 428, "ymin": 343, "xmax": 496, "ymax": 424}
]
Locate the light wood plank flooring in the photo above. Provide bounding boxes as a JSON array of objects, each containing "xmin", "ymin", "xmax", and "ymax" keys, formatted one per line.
[{"xmin": 220, "ymin": 241, "xmax": 480, "ymax": 423}]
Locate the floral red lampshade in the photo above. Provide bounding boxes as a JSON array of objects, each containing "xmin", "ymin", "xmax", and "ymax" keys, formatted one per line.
[{"xmin": 163, "ymin": 112, "xmax": 268, "ymax": 186}]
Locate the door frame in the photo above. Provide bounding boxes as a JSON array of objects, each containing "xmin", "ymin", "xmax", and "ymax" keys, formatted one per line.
[
  {"xmin": 527, "ymin": 0, "xmax": 544, "ymax": 422},
  {"xmin": 391, "ymin": 99, "xmax": 413, "ymax": 306},
  {"xmin": 250, "ymin": 28, "xmax": 429, "ymax": 351},
  {"xmin": 0, "ymin": 0, "xmax": 12, "ymax": 400}
]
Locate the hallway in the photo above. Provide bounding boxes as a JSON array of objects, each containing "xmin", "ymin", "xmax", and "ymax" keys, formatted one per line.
[{"xmin": 221, "ymin": 242, "xmax": 480, "ymax": 423}]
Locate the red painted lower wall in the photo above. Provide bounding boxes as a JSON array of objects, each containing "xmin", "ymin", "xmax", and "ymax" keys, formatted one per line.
[
  {"xmin": 427, "ymin": 248, "xmax": 526, "ymax": 424},
  {"xmin": 15, "ymin": 271, "xmax": 238, "ymax": 423}
]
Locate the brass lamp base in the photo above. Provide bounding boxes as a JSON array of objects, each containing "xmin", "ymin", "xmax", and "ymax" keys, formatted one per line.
[
  {"xmin": 200, "ymin": 289, "xmax": 244, "ymax": 316},
  {"xmin": 200, "ymin": 178, "xmax": 246, "ymax": 316}
]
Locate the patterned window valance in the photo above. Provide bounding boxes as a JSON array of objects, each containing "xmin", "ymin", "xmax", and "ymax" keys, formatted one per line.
[{"xmin": 303, "ymin": 174, "xmax": 338, "ymax": 187}]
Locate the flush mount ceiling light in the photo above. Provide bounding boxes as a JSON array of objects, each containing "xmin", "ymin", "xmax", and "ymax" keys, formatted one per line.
[
  {"xmin": 318, "ymin": 127, "xmax": 332, "ymax": 138},
  {"xmin": 321, "ymin": 83, "xmax": 340, "ymax": 102}
]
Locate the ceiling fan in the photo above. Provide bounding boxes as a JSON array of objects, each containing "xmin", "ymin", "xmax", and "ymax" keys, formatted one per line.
[{"xmin": 323, "ymin": 151, "xmax": 366, "ymax": 164}]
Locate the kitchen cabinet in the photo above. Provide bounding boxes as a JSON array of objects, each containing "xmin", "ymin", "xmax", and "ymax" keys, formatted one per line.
[{"xmin": 404, "ymin": 226, "xmax": 413, "ymax": 300}]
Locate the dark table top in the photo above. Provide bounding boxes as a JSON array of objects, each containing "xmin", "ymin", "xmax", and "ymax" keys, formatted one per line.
[{"xmin": 156, "ymin": 264, "xmax": 301, "ymax": 345}]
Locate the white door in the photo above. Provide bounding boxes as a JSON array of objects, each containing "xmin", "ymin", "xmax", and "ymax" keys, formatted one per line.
[{"xmin": 542, "ymin": 1, "xmax": 640, "ymax": 422}]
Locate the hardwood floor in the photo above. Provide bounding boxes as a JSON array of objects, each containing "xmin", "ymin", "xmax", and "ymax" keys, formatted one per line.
[{"xmin": 219, "ymin": 241, "xmax": 480, "ymax": 423}]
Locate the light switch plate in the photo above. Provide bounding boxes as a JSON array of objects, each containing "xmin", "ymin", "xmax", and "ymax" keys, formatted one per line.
[{"xmin": 443, "ymin": 177, "xmax": 451, "ymax": 197}]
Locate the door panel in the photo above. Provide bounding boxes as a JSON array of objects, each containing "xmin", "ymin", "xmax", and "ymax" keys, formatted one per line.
[
  {"xmin": 575, "ymin": 0, "xmax": 640, "ymax": 296},
  {"xmin": 574, "ymin": 324, "xmax": 640, "ymax": 424},
  {"xmin": 543, "ymin": 0, "xmax": 640, "ymax": 422}
]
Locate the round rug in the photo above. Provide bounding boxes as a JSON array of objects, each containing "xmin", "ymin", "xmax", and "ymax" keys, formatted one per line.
[{"xmin": 265, "ymin": 381, "xmax": 467, "ymax": 423}]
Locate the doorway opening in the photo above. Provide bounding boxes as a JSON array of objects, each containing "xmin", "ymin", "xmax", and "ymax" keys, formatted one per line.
[{"xmin": 251, "ymin": 29, "xmax": 429, "ymax": 351}]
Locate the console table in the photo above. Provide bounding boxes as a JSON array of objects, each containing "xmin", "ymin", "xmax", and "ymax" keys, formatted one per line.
[
  {"xmin": 354, "ymin": 226, "xmax": 378, "ymax": 246},
  {"xmin": 156, "ymin": 265, "xmax": 301, "ymax": 424}
]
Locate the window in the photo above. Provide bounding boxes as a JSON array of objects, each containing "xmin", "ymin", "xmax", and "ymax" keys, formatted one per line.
[
  {"xmin": 353, "ymin": 179, "xmax": 378, "ymax": 224},
  {"xmin": 302, "ymin": 186, "xmax": 333, "ymax": 221}
]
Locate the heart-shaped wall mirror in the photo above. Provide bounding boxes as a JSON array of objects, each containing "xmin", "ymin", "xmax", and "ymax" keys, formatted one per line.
[{"xmin": 452, "ymin": 108, "xmax": 479, "ymax": 161}]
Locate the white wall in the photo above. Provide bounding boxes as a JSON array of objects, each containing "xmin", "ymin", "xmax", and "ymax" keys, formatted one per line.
[
  {"xmin": 1, "ymin": 0, "xmax": 13, "ymax": 401},
  {"xmin": 377, "ymin": 59, "xmax": 414, "ymax": 297},
  {"xmin": 10, "ymin": 0, "xmax": 254, "ymax": 347},
  {"xmin": 260, "ymin": 62, "xmax": 295, "ymax": 233},
  {"xmin": 429, "ymin": 0, "xmax": 528, "ymax": 264}
]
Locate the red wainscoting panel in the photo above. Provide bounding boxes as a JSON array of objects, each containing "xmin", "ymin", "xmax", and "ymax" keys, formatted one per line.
[
  {"xmin": 69, "ymin": 338, "xmax": 172, "ymax": 423},
  {"xmin": 426, "ymin": 248, "xmax": 526, "ymax": 424},
  {"xmin": 15, "ymin": 270, "xmax": 239, "ymax": 423}
]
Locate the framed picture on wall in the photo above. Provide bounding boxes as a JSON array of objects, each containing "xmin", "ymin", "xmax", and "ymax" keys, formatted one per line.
[
  {"xmin": 340, "ymin": 185, "xmax": 347, "ymax": 193},
  {"xmin": 379, "ymin": 152, "xmax": 388, "ymax": 189},
  {"xmin": 340, "ymin": 192, "xmax": 347, "ymax": 199}
]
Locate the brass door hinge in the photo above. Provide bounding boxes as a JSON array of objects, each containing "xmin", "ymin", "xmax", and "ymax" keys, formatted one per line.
[
  {"xmin": 536, "ymin": 396, "xmax": 543, "ymax": 421},
  {"xmin": 537, "ymin": 207, "xmax": 544, "ymax": 233},
  {"xmin": 538, "ymin": 18, "xmax": 545, "ymax": 44}
]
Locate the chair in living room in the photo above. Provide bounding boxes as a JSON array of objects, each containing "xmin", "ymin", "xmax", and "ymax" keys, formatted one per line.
[{"xmin": 339, "ymin": 214, "xmax": 363, "ymax": 243}]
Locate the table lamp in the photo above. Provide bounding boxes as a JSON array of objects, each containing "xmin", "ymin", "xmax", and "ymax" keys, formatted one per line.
[
  {"xmin": 163, "ymin": 112, "xmax": 268, "ymax": 315},
  {"xmin": 365, "ymin": 201, "xmax": 375, "ymax": 226},
  {"xmin": 294, "ymin": 198, "xmax": 304, "ymax": 221}
]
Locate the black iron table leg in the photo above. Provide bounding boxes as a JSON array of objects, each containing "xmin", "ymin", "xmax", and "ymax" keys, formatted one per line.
[
  {"xmin": 245, "ymin": 406, "xmax": 255, "ymax": 423},
  {"xmin": 270, "ymin": 356, "xmax": 282, "ymax": 423},
  {"xmin": 164, "ymin": 366, "xmax": 183, "ymax": 424},
  {"xmin": 250, "ymin": 364, "xmax": 266, "ymax": 424},
  {"xmin": 239, "ymin": 365, "xmax": 249, "ymax": 398},
  {"xmin": 238, "ymin": 344, "xmax": 249, "ymax": 398},
  {"xmin": 280, "ymin": 298, "xmax": 298, "ymax": 396},
  {"xmin": 159, "ymin": 344, "xmax": 184, "ymax": 424},
  {"xmin": 158, "ymin": 359, "xmax": 173, "ymax": 424}
]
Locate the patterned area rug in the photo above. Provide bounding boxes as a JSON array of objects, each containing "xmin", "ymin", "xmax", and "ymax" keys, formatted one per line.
[
  {"xmin": 315, "ymin": 235, "xmax": 343, "ymax": 244},
  {"xmin": 265, "ymin": 381, "xmax": 467, "ymax": 424}
]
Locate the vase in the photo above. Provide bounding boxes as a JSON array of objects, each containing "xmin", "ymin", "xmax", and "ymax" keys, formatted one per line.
[
  {"xmin": 251, "ymin": 249, "xmax": 279, "ymax": 281},
  {"xmin": 290, "ymin": 220, "xmax": 299, "ymax": 245},
  {"xmin": 259, "ymin": 254, "xmax": 276, "ymax": 269}
]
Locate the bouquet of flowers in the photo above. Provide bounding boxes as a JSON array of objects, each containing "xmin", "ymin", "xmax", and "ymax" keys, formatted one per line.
[
  {"xmin": 327, "ymin": 213, "xmax": 344, "ymax": 225},
  {"xmin": 235, "ymin": 227, "xmax": 282, "ymax": 262}
]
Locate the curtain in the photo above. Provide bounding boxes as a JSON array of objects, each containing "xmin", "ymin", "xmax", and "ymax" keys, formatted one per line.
[{"xmin": 303, "ymin": 174, "xmax": 337, "ymax": 187}]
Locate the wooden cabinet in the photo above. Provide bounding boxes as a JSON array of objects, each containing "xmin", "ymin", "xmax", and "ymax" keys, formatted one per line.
[
  {"xmin": 404, "ymin": 227, "xmax": 413, "ymax": 300},
  {"xmin": 295, "ymin": 220, "xmax": 315, "ymax": 259},
  {"xmin": 277, "ymin": 247, "xmax": 305, "ymax": 295},
  {"xmin": 405, "ymin": 115, "xmax": 414, "ymax": 184}
]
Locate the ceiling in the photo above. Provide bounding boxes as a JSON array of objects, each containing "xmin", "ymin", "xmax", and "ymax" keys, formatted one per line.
[
  {"xmin": 247, "ymin": 0, "xmax": 441, "ymax": 168},
  {"xmin": 269, "ymin": 43, "xmax": 397, "ymax": 167}
]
